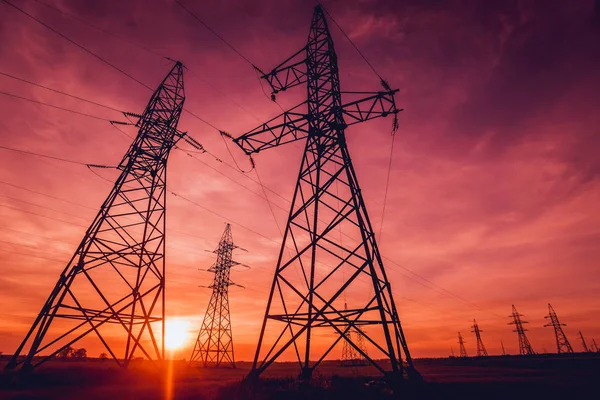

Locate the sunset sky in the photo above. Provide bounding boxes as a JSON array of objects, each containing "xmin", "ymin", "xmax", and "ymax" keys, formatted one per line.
[{"xmin": 0, "ymin": 0, "xmax": 599, "ymax": 361}]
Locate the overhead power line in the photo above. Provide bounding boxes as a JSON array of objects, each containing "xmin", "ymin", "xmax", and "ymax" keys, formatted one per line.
[
  {"xmin": 1, "ymin": 0, "xmax": 153, "ymax": 90},
  {"xmin": 174, "ymin": 0, "xmax": 258, "ymax": 69},
  {"xmin": 0, "ymin": 71, "xmax": 125, "ymax": 113},
  {"xmin": 0, "ymin": 90, "xmax": 115, "ymax": 121}
]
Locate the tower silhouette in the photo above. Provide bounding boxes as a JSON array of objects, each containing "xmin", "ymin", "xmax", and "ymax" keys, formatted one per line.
[
  {"xmin": 501, "ymin": 340, "xmax": 506, "ymax": 356},
  {"xmin": 6, "ymin": 63, "xmax": 185, "ymax": 371},
  {"xmin": 233, "ymin": 5, "xmax": 416, "ymax": 381},
  {"xmin": 592, "ymin": 338, "xmax": 599, "ymax": 353},
  {"xmin": 508, "ymin": 304, "xmax": 535, "ymax": 355},
  {"xmin": 544, "ymin": 303, "xmax": 573, "ymax": 354},
  {"xmin": 471, "ymin": 319, "xmax": 488, "ymax": 357},
  {"xmin": 189, "ymin": 224, "xmax": 240, "ymax": 368},
  {"xmin": 578, "ymin": 331, "xmax": 590, "ymax": 353},
  {"xmin": 340, "ymin": 303, "xmax": 368, "ymax": 367},
  {"xmin": 458, "ymin": 332, "xmax": 468, "ymax": 358}
]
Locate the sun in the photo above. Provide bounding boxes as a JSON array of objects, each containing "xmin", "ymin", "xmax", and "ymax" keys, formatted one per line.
[{"xmin": 165, "ymin": 318, "xmax": 191, "ymax": 351}]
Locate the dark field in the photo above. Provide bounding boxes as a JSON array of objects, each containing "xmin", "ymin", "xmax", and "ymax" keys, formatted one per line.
[{"xmin": 1, "ymin": 354, "xmax": 598, "ymax": 400}]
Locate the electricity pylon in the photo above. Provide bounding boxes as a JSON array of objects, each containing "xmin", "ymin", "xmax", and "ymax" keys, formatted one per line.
[
  {"xmin": 6, "ymin": 62, "xmax": 185, "ymax": 371},
  {"xmin": 501, "ymin": 340, "xmax": 506, "ymax": 356},
  {"xmin": 544, "ymin": 303, "xmax": 573, "ymax": 354},
  {"xmin": 508, "ymin": 304, "xmax": 535, "ymax": 355},
  {"xmin": 471, "ymin": 319, "xmax": 488, "ymax": 357},
  {"xmin": 189, "ymin": 224, "xmax": 241, "ymax": 368},
  {"xmin": 578, "ymin": 331, "xmax": 590, "ymax": 353},
  {"xmin": 458, "ymin": 332, "xmax": 468, "ymax": 358},
  {"xmin": 592, "ymin": 338, "xmax": 599, "ymax": 353},
  {"xmin": 232, "ymin": 5, "xmax": 417, "ymax": 381},
  {"xmin": 340, "ymin": 303, "xmax": 368, "ymax": 367}
]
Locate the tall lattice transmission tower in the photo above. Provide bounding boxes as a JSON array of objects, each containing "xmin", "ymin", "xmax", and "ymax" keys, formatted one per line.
[
  {"xmin": 6, "ymin": 62, "xmax": 185, "ymax": 371},
  {"xmin": 189, "ymin": 224, "xmax": 241, "ymax": 368},
  {"xmin": 508, "ymin": 304, "xmax": 535, "ymax": 355},
  {"xmin": 458, "ymin": 332, "xmax": 468, "ymax": 358},
  {"xmin": 340, "ymin": 303, "xmax": 368, "ymax": 367},
  {"xmin": 544, "ymin": 303, "xmax": 573, "ymax": 354},
  {"xmin": 471, "ymin": 319, "xmax": 488, "ymax": 357},
  {"xmin": 578, "ymin": 331, "xmax": 591, "ymax": 353},
  {"xmin": 232, "ymin": 5, "xmax": 417, "ymax": 381}
]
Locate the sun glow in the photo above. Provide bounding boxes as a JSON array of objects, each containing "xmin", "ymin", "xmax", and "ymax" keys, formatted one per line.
[{"xmin": 165, "ymin": 318, "xmax": 191, "ymax": 351}]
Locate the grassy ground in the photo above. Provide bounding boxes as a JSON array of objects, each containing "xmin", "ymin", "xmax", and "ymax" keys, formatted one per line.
[{"xmin": 0, "ymin": 354, "xmax": 598, "ymax": 399}]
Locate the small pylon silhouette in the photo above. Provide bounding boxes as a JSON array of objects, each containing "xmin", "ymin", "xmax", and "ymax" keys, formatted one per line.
[
  {"xmin": 340, "ymin": 303, "xmax": 368, "ymax": 367},
  {"xmin": 544, "ymin": 303, "xmax": 573, "ymax": 354},
  {"xmin": 592, "ymin": 338, "xmax": 600, "ymax": 353},
  {"xmin": 6, "ymin": 62, "xmax": 185, "ymax": 371},
  {"xmin": 471, "ymin": 319, "xmax": 488, "ymax": 357},
  {"xmin": 508, "ymin": 304, "xmax": 535, "ymax": 355},
  {"xmin": 189, "ymin": 224, "xmax": 242, "ymax": 368},
  {"xmin": 578, "ymin": 331, "xmax": 591, "ymax": 353},
  {"xmin": 458, "ymin": 332, "xmax": 468, "ymax": 358},
  {"xmin": 501, "ymin": 340, "xmax": 506, "ymax": 356}
]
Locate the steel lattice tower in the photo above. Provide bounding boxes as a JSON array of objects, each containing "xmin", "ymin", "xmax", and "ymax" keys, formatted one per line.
[
  {"xmin": 189, "ymin": 224, "xmax": 239, "ymax": 368},
  {"xmin": 233, "ymin": 6, "xmax": 417, "ymax": 381},
  {"xmin": 592, "ymin": 338, "xmax": 599, "ymax": 353},
  {"xmin": 544, "ymin": 303, "xmax": 573, "ymax": 354},
  {"xmin": 578, "ymin": 331, "xmax": 590, "ymax": 353},
  {"xmin": 458, "ymin": 332, "xmax": 468, "ymax": 358},
  {"xmin": 471, "ymin": 319, "xmax": 488, "ymax": 357},
  {"xmin": 340, "ymin": 303, "xmax": 368, "ymax": 367},
  {"xmin": 508, "ymin": 304, "xmax": 535, "ymax": 355},
  {"xmin": 6, "ymin": 62, "xmax": 185, "ymax": 371},
  {"xmin": 501, "ymin": 340, "xmax": 506, "ymax": 356}
]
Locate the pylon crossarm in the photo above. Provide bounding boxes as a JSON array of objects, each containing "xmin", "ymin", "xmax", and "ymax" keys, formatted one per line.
[
  {"xmin": 233, "ymin": 102, "xmax": 310, "ymax": 154},
  {"xmin": 261, "ymin": 46, "xmax": 308, "ymax": 94},
  {"xmin": 340, "ymin": 90, "xmax": 400, "ymax": 126}
]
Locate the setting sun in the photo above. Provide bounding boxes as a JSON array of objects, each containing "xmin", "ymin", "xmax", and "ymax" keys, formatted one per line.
[{"xmin": 165, "ymin": 318, "xmax": 191, "ymax": 351}]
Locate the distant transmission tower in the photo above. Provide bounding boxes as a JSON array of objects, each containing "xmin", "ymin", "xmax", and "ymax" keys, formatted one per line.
[
  {"xmin": 189, "ymin": 224, "xmax": 242, "ymax": 368},
  {"xmin": 544, "ymin": 303, "xmax": 573, "ymax": 354},
  {"xmin": 501, "ymin": 340, "xmax": 506, "ymax": 356},
  {"xmin": 578, "ymin": 331, "xmax": 590, "ymax": 353},
  {"xmin": 6, "ymin": 62, "xmax": 185, "ymax": 371},
  {"xmin": 592, "ymin": 338, "xmax": 599, "ymax": 353},
  {"xmin": 232, "ymin": 5, "xmax": 417, "ymax": 382},
  {"xmin": 508, "ymin": 304, "xmax": 535, "ymax": 355},
  {"xmin": 340, "ymin": 303, "xmax": 368, "ymax": 367},
  {"xmin": 471, "ymin": 319, "xmax": 488, "ymax": 357},
  {"xmin": 458, "ymin": 332, "xmax": 468, "ymax": 358}
]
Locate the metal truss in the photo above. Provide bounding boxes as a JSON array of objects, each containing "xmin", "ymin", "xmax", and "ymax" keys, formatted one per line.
[
  {"xmin": 233, "ymin": 6, "xmax": 417, "ymax": 381},
  {"xmin": 508, "ymin": 304, "xmax": 536, "ymax": 355},
  {"xmin": 544, "ymin": 303, "xmax": 573, "ymax": 354},
  {"xmin": 471, "ymin": 319, "xmax": 488, "ymax": 357},
  {"xmin": 340, "ymin": 303, "xmax": 368, "ymax": 367},
  {"xmin": 189, "ymin": 224, "xmax": 240, "ymax": 368},
  {"xmin": 458, "ymin": 332, "xmax": 468, "ymax": 358},
  {"xmin": 6, "ymin": 62, "xmax": 185, "ymax": 371}
]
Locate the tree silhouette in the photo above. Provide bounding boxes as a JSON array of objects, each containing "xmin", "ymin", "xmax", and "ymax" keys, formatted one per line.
[{"xmin": 57, "ymin": 346, "xmax": 74, "ymax": 360}]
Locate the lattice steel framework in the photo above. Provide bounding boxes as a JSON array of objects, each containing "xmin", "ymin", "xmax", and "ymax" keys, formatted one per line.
[
  {"xmin": 458, "ymin": 332, "xmax": 468, "ymax": 358},
  {"xmin": 233, "ymin": 5, "xmax": 417, "ymax": 381},
  {"xmin": 189, "ymin": 224, "xmax": 239, "ymax": 368},
  {"xmin": 6, "ymin": 62, "xmax": 185, "ymax": 371},
  {"xmin": 544, "ymin": 303, "xmax": 573, "ymax": 354},
  {"xmin": 471, "ymin": 319, "xmax": 488, "ymax": 357},
  {"xmin": 508, "ymin": 304, "xmax": 535, "ymax": 355},
  {"xmin": 340, "ymin": 303, "xmax": 368, "ymax": 367},
  {"xmin": 578, "ymin": 331, "xmax": 590, "ymax": 353}
]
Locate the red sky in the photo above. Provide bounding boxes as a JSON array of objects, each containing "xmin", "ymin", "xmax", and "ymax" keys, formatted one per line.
[{"xmin": 0, "ymin": 0, "xmax": 599, "ymax": 361}]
